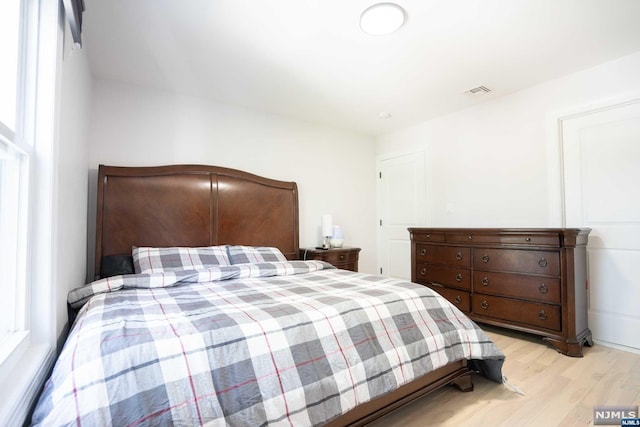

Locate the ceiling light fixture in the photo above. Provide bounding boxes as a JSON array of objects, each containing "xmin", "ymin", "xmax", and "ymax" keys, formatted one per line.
[{"xmin": 360, "ymin": 3, "xmax": 406, "ymax": 36}]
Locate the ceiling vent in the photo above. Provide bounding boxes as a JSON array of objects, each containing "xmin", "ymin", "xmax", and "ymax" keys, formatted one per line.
[{"xmin": 465, "ymin": 85, "xmax": 491, "ymax": 95}]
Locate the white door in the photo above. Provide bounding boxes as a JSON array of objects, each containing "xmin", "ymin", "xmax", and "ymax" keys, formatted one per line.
[
  {"xmin": 562, "ymin": 100, "xmax": 640, "ymax": 351},
  {"xmin": 378, "ymin": 152, "xmax": 426, "ymax": 280}
]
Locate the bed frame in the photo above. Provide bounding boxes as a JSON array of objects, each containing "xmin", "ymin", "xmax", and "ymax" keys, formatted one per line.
[
  {"xmin": 95, "ymin": 164, "xmax": 300, "ymax": 279},
  {"xmin": 94, "ymin": 164, "xmax": 474, "ymax": 426}
]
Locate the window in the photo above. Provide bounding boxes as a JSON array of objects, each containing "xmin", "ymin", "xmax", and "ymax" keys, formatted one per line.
[
  {"xmin": 0, "ymin": 0, "xmax": 30, "ymax": 350},
  {"xmin": 0, "ymin": 0, "xmax": 20, "ymax": 132},
  {"xmin": 0, "ymin": 0, "xmax": 59, "ymax": 423},
  {"xmin": 0, "ymin": 142, "xmax": 28, "ymax": 346}
]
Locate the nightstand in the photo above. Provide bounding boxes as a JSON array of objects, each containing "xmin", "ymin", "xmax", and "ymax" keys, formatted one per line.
[{"xmin": 300, "ymin": 247, "xmax": 361, "ymax": 272}]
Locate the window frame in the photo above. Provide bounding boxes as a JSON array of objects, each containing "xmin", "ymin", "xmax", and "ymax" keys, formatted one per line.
[
  {"xmin": 0, "ymin": 0, "xmax": 61, "ymax": 423},
  {"xmin": 0, "ymin": 137, "xmax": 30, "ymax": 348},
  {"xmin": 0, "ymin": 0, "xmax": 30, "ymax": 348}
]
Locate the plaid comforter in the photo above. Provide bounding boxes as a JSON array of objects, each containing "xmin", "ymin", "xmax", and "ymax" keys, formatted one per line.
[{"xmin": 33, "ymin": 261, "xmax": 504, "ymax": 426}]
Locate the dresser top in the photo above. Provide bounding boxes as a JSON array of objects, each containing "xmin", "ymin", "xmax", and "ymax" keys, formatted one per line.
[
  {"xmin": 408, "ymin": 228, "xmax": 591, "ymax": 247},
  {"xmin": 407, "ymin": 227, "xmax": 591, "ymax": 232}
]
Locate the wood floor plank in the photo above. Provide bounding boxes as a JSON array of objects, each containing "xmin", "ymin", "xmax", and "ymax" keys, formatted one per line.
[{"xmin": 368, "ymin": 326, "xmax": 640, "ymax": 427}]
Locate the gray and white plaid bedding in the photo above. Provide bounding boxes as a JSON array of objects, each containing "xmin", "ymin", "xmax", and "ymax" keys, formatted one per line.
[{"xmin": 33, "ymin": 261, "xmax": 504, "ymax": 426}]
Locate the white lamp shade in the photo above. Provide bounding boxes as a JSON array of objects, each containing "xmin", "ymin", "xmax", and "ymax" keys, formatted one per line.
[{"xmin": 322, "ymin": 214, "xmax": 333, "ymax": 237}]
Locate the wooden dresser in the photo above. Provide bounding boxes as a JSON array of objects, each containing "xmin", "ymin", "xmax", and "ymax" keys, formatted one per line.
[
  {"xmin": 409, "ymin": 228, "xmax": 592, "ymax": 357},
  {"xmin": 300, "ymin": 247, "xmax": 361, "ymax": 272}
]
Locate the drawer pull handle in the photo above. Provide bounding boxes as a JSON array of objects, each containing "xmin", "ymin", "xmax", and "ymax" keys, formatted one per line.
[
  {"xmin": 421, "ymin": 248, "xmax": 427, "ymax": 256},
  {"xmin": 468, "ymin": 235, "xmax": 473, "ymax": 240},
  {"xmin": 481, "ymin": 300, "xmax": 489, "ymax": 310},
  {"xmin": 481, "ymin": 277, "xmax": 489, "ymax": 286},
  {"xmin": 420, "ymin": 267, "xmax": 427, "ymax": 276},
  {"xmin": 538, "ymin": 258, "xmax": 548, "ymax": 267},
  {"xmin": 455, "ymin": 251, "xmax": 463, "ymax": 261},
  {"xmin": 525, "ymin": 237, "xmax": 532, "ymax": 242},
  {"xmin": 426, "ymin": 234, "xmax": 431, "ymax": 238},
  {"xmin": 454, "ymin": 296, "xmax": 462, "ymax": 304},
  {"xmin": 340, "ymin": 255, "xmax": 345, "ymax": 260},
  {"xmin": 538, "ymin": 310, "xmax": 548, "ymax": 320},
  {"xmin": 539, "ymin": 283, "xmax": 548, "ymax": 294},
  {"xmin": 455, "ymin": 273, "xmax": 463, "ymax": 282},
  {"xmin": 481, "ymin": 254, "xmax": 490, "ymax": 263}
]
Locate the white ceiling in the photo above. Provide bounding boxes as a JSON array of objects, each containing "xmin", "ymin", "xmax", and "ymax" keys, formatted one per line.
[{"xmin": 83, "ymin": 0, "xmax": 640, "ymax": 136}]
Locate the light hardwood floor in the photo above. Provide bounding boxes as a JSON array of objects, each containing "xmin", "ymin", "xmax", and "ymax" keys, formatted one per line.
[{"xmin": 369, "ymin": 326, "xmax": 640, "ymax": 427}]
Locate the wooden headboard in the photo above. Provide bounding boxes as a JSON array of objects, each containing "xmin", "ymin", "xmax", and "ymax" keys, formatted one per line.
[{"xmin": 95, "ymin": 164, "xmax": 299, "ymax": 279}]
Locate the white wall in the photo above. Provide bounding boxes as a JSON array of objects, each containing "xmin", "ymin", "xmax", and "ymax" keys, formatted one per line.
[
  {"xmin": 55, "ymin": 29, "xmax": 92, "ymax": 340},
  {"xmin": 87, "ymin": 79, "xmax": 377, "ymax": 275},
  {"xmin": 377, "ymin": 50, "xmax": 640, "ymax": 227}
]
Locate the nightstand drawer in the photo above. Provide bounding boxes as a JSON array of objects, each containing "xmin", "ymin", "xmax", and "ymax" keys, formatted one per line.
[
  {"xmin": 300, "ymin": 247, "xmax": 361, "ymax": 272},
  {"xmin": 321, "ymin": 250, "xmax": 358, "ymax": 265}
]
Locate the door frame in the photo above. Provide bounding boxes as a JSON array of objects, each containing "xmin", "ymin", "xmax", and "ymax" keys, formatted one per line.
[
  {"xmin": 547, "ymin": 91, "xmax": 640, "ymax": 353},
  {"xmin": 376, "ymin": 148, "xmax": 430, "ymax": 277}
]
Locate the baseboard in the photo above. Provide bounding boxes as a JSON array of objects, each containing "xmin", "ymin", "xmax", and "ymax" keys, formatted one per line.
[{"xmin": 589, "ymin": 310, "xmax": 640, "ymax": 352}]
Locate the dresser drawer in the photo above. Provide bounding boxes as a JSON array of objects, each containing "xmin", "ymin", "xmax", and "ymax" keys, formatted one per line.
[
  {"xmin": 472, "ymin": 294, "xmax": 561, "ymax": 331},
  {"xmin": 495, "ymin": 233, "xmax": 560, "ymax": 247},
  {"xmin": 447, "ymin": 231, "xmax": 560, "ymax": 247},
  {"xmin": 427, "ymin": 285, "xmax": 470, "ymax": 313},
  {"xmin": 415, "ymin": 263, "xmax": 471, "ymax": 290},
  {"xmin": 447, "ymin": 232, "xmax": 501, "ymax": 244},
  {"xmin": 473, "ymin": 271, "xmax": 561, "ymax": 304},
  {"xmin": 416, "ymin": 245, "xmax": 471, "ymax": 267},
  {"xmin": 473, "ymin": 249, "xmax": 560, "ymax": 276},
  {"xmin": 411, "ymin": 230, "xmax": 446, "ymax": 243}
]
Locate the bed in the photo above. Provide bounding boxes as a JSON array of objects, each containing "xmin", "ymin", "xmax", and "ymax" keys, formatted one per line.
[{"xmin": 32, "ymin": 164, "xmax": 504, "ymax": 426}]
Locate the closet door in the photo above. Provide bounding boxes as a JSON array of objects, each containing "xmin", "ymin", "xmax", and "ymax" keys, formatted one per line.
[
  {"xmin": 377, "ymin": 152, "xmax": 426, "ymax": 279},
  {"xmin": 562, "ymin": 100, "xmax": 640, "ymax": 351}
]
